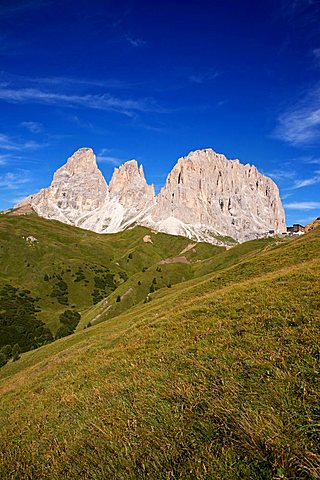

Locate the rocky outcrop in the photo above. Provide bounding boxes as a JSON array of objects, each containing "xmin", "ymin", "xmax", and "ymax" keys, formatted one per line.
[
  {"xmin": 17, "ymin": 147, "xmax": 286, "ymax": 244},
  {"xmin": 305, "ymin": 217, "xmax": 320, "ymax": 232},
  {"xmin": 149, "ymin": 149, "xmax": 286, "ymax": 242},
  {"xmin": 21, "ymin": 148, "xmax": 108, "ymax": 226},
  {"xmin": 109, "ymin": 160, "xmax": 155, "ymax": 211}
]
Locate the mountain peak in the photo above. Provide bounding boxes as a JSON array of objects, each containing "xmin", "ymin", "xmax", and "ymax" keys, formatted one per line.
[
  {"xmin": 109, "ymin": 159, "xmax": 155, "ymax": 209},
  {"xmin": 57, "ymin": 147, "xmax": 98, "ymax": 177},
  {"xmin": 152, "ymin": 147, "xmax": 285, "ymax": 242},
  {"xmin": 17, "ymin": 147, "xmax": 108, "ymax": 225}
]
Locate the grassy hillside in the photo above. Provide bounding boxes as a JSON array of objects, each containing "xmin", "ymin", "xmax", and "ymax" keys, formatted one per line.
[
  {"xmin": 0, "ymin": 228, "xmax": 319, "ymax": 479},
  {"xmin": 81, "ymin": 236, "xmax": 288, "ymax": 328},
  {"xmin": 0, "ymin": 214, "xmax": 221, "ymax": 344}
]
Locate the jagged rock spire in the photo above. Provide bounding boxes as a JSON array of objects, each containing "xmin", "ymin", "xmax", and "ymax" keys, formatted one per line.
[{"xmin": 109, "ymin": 160, "xmax": 155, "ymax": 209}]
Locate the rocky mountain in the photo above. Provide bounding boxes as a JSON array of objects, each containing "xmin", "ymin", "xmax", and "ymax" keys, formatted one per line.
[
  {"xmin": 150, "ymin": 149, "xmax": 286, "ymax": 242},
  {"xmin": 17, "ymin": 147, "xmax": 286, "ymax": 244},
  {"xmin": 305, "ymin": 217, "xmax": 320, "ymax": 232},
  {"xmin": 19, "ymin": 148, "xmax": 108, "ymax": 226}
]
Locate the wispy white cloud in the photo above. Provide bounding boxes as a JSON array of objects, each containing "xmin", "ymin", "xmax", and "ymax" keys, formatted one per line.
[
  {"xmin": 0, "ymin": 71, "xmax": 143, "ymax": 92},
  {"xmin": 292, "ymin": 215, "xmax": 318, "ymax": 225},
  {"xmin": 0, "ymin": 133, "xmax": 44, "ymax": 151},
  {"xmin": 281, "ymin": 192, "xmax": 293, "ymax": 200},
  {"xmin": 125, "ymin": 35, "xmax": 147, "ymax": 48},
  {"xmin": 189, "ymin": 71, "xmax": 219, "ymax": 84},
  {"xmin": 0, "ymin": 0, "xmax": 54, "ymax": 17},
  {"xmin": 274, "ymin": 85, "xmax": 320, "ymax": 145},
  {"xmin": 10, "ymin": 194, "xmax": 30, "ymax": 205},
  {"xmin": 313, "ymin": 48, "xmax": 320, "ymax": 60},
  {"xmin": 0, "ymin": 170, "xmax": 32, "ymax": 189},
  {"xmin": 0, "ymin": 87, "xmax": 163, "ymax": 117},
  {"xmin": 96, "ymin": 148, "xmax": 124, "ymax": 165},
  {"xmin": 0, "ymin": 134, "xmax": 20, "ymax": 151},
  {"xmin": 277, "ymin": 0, "xmax": 319, "ymax": 22},
  {"xmin": 268, "ymin": 162, "xmax": 320, "ymax": 189},
  {"xmin": 0, "ymin": 153, "xmax": 11, "ymax": 165},
  {"xmin": 64, "ymin": 114, "xmax": 95, "ymax": 130},
  {"xmin": 284, "ymin": 201, "xmax": 320, "ymax": 210},
  {"xmin": 308, "ymin": 157, "xmax": 320, "ymax": 164},
  {"xmin": 31, "ymin": 75, "xmax": 133, "ymax": 90},
  {"xmin": 97, "ymin": 155, "xmax": 123, "ymax": 165},
  {"xmin": 217, "ymin": 99, "xmax": 228, "ymax": 107},
  {"xmin": 294, "ymin": 171, "xmax": 320, "ymax": 188},
  {"xmin": 20, "ymin": 121, "xmax": 42, "ymax": 133},
  {"xmin": 265, "ymin": 169, "xmax": 296, "ymax": 181}
]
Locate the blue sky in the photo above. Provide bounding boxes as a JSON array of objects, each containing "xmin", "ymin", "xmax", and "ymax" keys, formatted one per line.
[{"xmin": 0, "ymin": 0, "xmax": 320, "ymax": 226}]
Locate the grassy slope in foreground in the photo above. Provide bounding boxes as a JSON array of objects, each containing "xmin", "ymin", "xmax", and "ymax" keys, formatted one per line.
[{"xmin": 0, "ymin": 230, "xmax": 319, "ymax": 479}]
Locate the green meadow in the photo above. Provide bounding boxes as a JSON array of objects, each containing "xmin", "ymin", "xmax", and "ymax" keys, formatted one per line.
[{"xmin": 0, "ymin": 215, "xmax": 319, "ymax": 479}]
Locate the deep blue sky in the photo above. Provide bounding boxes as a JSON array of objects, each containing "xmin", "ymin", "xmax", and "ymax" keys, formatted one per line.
[{"xmin": 0, "ymin": 0, "xmax": 320, "ymax": 225}]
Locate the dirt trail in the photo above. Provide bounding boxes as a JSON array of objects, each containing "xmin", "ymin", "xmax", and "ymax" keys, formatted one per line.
[
  {"xmin": 159, "ymin": 256, "xmax": 190, "ymax": 265},
  {"xmin": 179, "ymin": 242, "xmax": 196, "ymax": 255}
]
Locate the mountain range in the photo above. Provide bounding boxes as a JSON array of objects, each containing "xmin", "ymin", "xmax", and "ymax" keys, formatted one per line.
[{"xmin": 18, "ymin": 147, "xmax": 286, "ymax": 244}]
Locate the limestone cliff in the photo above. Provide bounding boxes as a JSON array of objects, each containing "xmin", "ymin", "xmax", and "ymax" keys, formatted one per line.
[
  {"xmin": 22, "ymin": 148, "xmax": 108, "ymax": 226},
  {"xmin": 109, "ymin": 160, "xmax": 155, "ymax": 210},
  {"xmin": 150, "ymin": 149, "xmax": 286, "ymax": 242}
]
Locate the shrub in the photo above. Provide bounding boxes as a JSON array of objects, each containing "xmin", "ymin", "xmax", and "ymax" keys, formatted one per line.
[
  {"xmin": 59, "ymin": 310, "xmax": 80, "ymax": 327},
  {"xmin": 55, "ymin": 324, "xmax": 74, "ymax": 339},
  {"xmin": 119, "ymin": 271, "xmax": 128, "ymax": 282},
  {"xmin": 74, "ymin": 268, "xmax": 86, "ymax": 282},
  {"xmin": 12, "ymin": 343, "xmax": 20, "ymax": 356},
  {"xmin": 12, "ymin": 343, "xmax": 20, "ymax": 361},
  {"xmin": 1, "ymin": 345, "xmax": 12, "ymax": 358},
  {"xmin": 0, "ymin": 285, "xmax": 52, "ymax": 353},
  {"xmin": 94, "ymin": 274, "xmax": 115, "ymax": 290},
  {"xmin": 92, "ymin": 289, "xmax": 103, "ymax": 304},
  {"xmin": 55, "ymin": 310, "xmax": 81, "ymax": 339},
  {"xmin": 116, "ymin": 295, "xmax": 121, "ymax": 302},
  {"xmin": 0, "ymin": 352, "xmax": 7, "ymax": 368},
  {"xmin": 57, "ymin": 280, "xmax": 68, "ymax": 291}
]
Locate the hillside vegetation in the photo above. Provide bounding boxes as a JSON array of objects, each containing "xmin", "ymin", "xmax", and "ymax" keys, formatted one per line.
[
  {"xmin": 0, "ymin": 223, "xmax": 319, "ymax": 479},
  {"xmin": 0, "ymin": 214, "xmax": 220, "ymax": 349}
]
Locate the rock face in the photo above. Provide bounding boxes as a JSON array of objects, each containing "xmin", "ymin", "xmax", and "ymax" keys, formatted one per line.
[
  {"xmin": 109, "ymin": 160, "xmax": 155, "ymax": 211},
  {"xmin": 17, "ymin": 147, "xmax": 286, "ymax": 244},
  {"xmin": 20, "ymin": 148, "xmax": 108, "ymax": 226},
  {"xmin": 305, "ymin": 217, "xmax": 320, "ymax": 233},
  {"xmin": 150, "ymin": 149, "xmax": 286, "ymax": 242}
]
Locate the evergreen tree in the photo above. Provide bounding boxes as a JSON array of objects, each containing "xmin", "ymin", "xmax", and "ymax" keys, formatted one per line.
[{"xmin": 12, "ymin": 343, "xmax": 20, "ymax": 361}]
